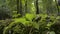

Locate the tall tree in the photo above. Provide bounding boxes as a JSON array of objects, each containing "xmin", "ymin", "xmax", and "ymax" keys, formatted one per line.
[
  {"xmin": 17, "ymin": 0, "xmax": 19, "ymax": 14},
  {"xmin": 35, "ymin": 0, "xmax": 39, "ymax": 14},
  {"xmin": 25, "ymin": 0, "xmax": 28, "ymax": 13},
  {"xmin": 17, "ymin": 0, "xmax": 23, "ymax": 16},
  {"xmin": 19, "ymin": 0, "xmax": 23, "ymax": 16},
  {"xmin": 55, "ymin": 0, "xmax": 60, "ymax": 16}
]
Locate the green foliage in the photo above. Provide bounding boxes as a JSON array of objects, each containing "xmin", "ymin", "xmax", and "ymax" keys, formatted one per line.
[
  {"xmin": 25, "ymin": 13, "xmax": 36, "ymax": 21},
  {"xmin": 2, "ymin": 14, "xmax": 60, "ymax": 34},
  {"xmin": 12, "ymin": 11, "xmax": 21, "ymax": 18},
  {"xmin": 0, "ymin": 0, "xmax": 60, "ymax": 34},
  {"xmin": 0, "ymin": 19, "xmax": 12, "ymax": 34}
]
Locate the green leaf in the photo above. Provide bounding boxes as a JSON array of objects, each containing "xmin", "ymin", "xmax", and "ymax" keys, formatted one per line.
[{"xmin": 25, "ymin": 14, "xmax": 36, "ymax": 21}]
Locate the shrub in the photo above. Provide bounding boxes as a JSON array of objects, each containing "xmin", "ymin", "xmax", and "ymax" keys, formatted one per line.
[{"xmin": 1, "ymin": 14, "xmax": 60, "ymax": 34}]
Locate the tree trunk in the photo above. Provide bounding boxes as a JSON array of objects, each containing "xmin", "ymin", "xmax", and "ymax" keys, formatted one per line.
[
  {"xmin": 55, "ymin": 0, "xmax": 60, "ymax": 16},
  {"xmin": 17, "ymin": 0, "xmax": 23, "ymax": 16},
  {"xmin": 25, "ymin": 0, "xmax": 28, "ymax": 13},
  {"xmin": 17, "ymin": 0, "xmax": 19, "ymax": 14},
  {"xmin": 35, "ymin": 0, "xmax": 39, "ymax": 14},
  {"xmin": 19, "ymin": 0, "xmax": 23, "ymax": 16}
]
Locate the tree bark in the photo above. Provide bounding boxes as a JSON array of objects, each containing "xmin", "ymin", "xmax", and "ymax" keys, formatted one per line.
[
  {"xmin": 55, "ymin": 0, "xmax": 60, "ymax": 16},
  {"xmin": 25, "ymin": 0, "xmax": 28, "ymax": 13},
  {"xmin": 35, "ymin": 0, "xmax": 39, "ymax": 14},
  {"xmin": 17, "ymin": 0, "xmax": 23, "ymax": 16},
  {"xmin": 17, "ymin": 0, "xmax": 19, "ymax": 14},
  {"xmin": 19, "ymin": 0, "xmax": 23, "ymax": 16}
]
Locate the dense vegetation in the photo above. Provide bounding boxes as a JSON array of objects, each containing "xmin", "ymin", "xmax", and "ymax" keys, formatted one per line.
[{"xmin": 0, "ymin": 0, "xmax": 60, "ymax": 34}]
